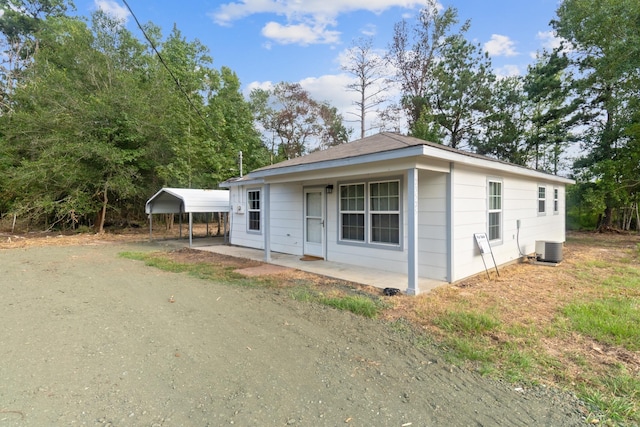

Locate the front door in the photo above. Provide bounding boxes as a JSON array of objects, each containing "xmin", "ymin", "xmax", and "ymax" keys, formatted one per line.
[{"xmin": 304, "ymin": 188, "xmax": 324, "ymax": 258}]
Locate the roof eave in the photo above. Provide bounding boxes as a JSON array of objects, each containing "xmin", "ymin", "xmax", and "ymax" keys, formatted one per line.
[{"xmin": 234, "ymin": 145, "xmax": 574, "ymax": 185}]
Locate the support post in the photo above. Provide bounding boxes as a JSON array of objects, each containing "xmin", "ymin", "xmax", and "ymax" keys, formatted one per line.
[
  {"xmin": 263, "ymin": 184, "xmax": 271, "ymax": 262},
  {"xmin": 407, "ymin": 168, "xmax": 419, "ymax": 295},
  {"xmin": 188, "ymin": 212, "xmax": 193, "ymax": 248}
]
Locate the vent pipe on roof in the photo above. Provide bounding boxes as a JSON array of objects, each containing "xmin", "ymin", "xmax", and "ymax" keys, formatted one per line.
[{"xmin": 238, "ymin": 151, "xmax": 243, "ymax": 177}]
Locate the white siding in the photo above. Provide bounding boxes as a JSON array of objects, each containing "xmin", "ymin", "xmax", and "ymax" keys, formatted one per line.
[
  {"xmin": 450, "ymin": 164, "xmax": 567, "ymax": 282},
  {"xmin": 269, "ymin": 183, "xmax": 304, "ymax": 256},
  {"xmin": 228, "ymin": 186, "xmax": 263, "ymax": 249},
  {"xmin": 417, "ymin": 170, "xmax": 448, "ymax": 281},
  {"xmin": 226, "ymin": 158, "xmax": 569, "ymax": 288}
]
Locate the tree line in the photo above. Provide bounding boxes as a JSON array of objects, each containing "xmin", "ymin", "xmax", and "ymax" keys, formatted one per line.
[{"xmin": 0, "ymin": 0, "xmax": 638, "ymax": 232}]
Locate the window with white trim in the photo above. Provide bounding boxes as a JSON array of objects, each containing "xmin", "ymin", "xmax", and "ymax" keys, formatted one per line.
[
  {"xmin": 488, "ymin": 180, "xmax": 502, "ymax": 241},
  {"xmin": 370, "ymin": 181, "xmax": 400, "ymax": 244},
  {"xmin": 538, "ymin": 186, "xmax": 546, "ymax": 214},
  {"xmin": 553, "ymin": 188, "xmax": 559, "ymax": 213},
  {"xmin": 339, "ymin": 179, "xmax": 401, "ymax": 247},
  {"xmin": 340, "ymin": 183, "xmax": 365, "ymax": 241},
  {"xmin": 247, "ymin": 189, "xmax": 261, "ymax": 232}
]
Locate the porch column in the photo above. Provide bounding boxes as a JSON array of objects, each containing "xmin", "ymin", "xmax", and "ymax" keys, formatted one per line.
[
  {"xmin": 263, "ymin": 184, "xmax": 271, "ymax": 262},
  {"xmin": 407, "ymin": 168, "xmax": 419, "ymax": 295}
]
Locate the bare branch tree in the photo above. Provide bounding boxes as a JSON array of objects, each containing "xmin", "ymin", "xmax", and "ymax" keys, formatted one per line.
[{"xmin": 342, "ymin": 37, "xmax": 389, "ymax": 139}]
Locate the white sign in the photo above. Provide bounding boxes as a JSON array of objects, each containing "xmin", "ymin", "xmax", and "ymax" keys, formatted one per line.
[{"xmin": 474, "ymin": 233, "xmax": 491, "ymax": 255}]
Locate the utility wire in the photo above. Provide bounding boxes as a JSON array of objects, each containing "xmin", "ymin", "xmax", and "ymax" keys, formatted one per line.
[{"xmin": 121, "ymin": 0, "xmax": 217, "ymax": 138}]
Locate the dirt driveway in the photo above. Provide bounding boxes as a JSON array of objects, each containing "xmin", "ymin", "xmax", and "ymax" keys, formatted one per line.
[{"xmin": 0, "ymin": 240, "xmax": 587, "ymax": 426}]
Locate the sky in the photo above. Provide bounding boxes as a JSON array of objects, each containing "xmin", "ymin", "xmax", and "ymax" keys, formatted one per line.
[{"xmin": 72, "ymin": 0, "xmax": 564, "ymax": 137}]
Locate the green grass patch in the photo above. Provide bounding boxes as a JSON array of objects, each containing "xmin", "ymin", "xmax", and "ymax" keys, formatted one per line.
[
  {"xmin": 290, "ymin": 288, "xmax": 384, "ymax": 318},
  {"xmin": 563, "ymin": 297, "xmax": 640, "ymax": 351},
  {"xmin": 433, "ymin": 310, "xmax": 500, "ymax": 335},
  {"xmin": 119, "ymin": 251, "xmax": 272, "ymax": 288},
  {"xmin": 579, "ymin": 369, "xmax": 640, "ymax": 423}
]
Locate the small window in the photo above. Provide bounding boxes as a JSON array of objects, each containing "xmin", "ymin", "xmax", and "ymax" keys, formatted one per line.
[
  {"xmin": 553, "ymin": 188, "xmax": 559, "ymax": 213},
  {"xmin": 538, "ymin": 186, "xmax": 546, "ymax": 214},
  {"xmin": 340, "ymin": 183, "xmax": 365, "ymax": 242},
  {"xmin": 488, "ymin": 180, "xmax": 502, "ymax": 241},
  {"xmin": 247, "ymin": 189, "xmax": 261, "ymax": 231}
]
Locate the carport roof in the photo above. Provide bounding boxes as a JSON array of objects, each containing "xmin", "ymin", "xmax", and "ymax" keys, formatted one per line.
[{"xmin": 145, "ymin": 188, "xmax": 230, "ymax": 214}]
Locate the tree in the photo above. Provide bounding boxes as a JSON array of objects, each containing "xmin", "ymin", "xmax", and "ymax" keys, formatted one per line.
[
  {"xmin": 473, "ymin": 76, "xmax": 530, "ymax": 165},
  {"xmin": 0, "ymin": 0, "xmax": 72, "ymax": 114},
  {"xmin": 317, "ymin": 103, "xmax": 351, "ymax": 150},
  {"xmin": 387, "ymin": 0, "xmax": 467, "ymax": 135},
  {"xmin": 428, "ymin": 34, "xmax": 495, "ymax": 149},
  {"xmin": 553, "ymin": 0, "xmax": 640, "ymax": 229},
  {"xmin": 523, "ymin": 48, "xmax": 577, "ymax": 173},
  {"xmin": 250, "ymin": 82, "xmax": 349, "ymax": 161},
  {"xmin": 342, "ymin": 37, "xmax": 389, "ymax": 139},
  {"xmin": 205, "ymin": 66, "xmax": 270, "ymax": 179}
]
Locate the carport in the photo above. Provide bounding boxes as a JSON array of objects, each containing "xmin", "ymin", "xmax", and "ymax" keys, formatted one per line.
[{"xmin": 145, "ymin": 188, "xmax": 230, "ymax": 247}]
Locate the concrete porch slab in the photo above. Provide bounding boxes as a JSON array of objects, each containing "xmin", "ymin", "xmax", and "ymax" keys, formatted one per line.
[{"xmin": 181, "ymin": 238, "xmax": 447, "ymax": 295}]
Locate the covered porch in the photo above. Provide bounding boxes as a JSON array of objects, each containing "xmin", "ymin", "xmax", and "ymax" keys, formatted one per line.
[{"xmin": 192, "ymin": 240, "xmax": 447, "ymax": 294}]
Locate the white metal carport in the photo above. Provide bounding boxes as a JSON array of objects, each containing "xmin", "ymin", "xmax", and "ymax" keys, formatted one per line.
[{"xmin": 145, "ymin": 188, "xmax": 230, "ymax": 247}]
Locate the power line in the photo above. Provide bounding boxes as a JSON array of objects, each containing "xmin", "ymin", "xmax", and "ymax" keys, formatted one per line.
[{"xmin": 120, "ymin": 0, "xmax": 217, "ymax": 138}]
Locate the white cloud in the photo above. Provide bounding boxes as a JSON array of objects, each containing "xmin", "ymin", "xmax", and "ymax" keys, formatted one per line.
[
  {"xmin": 94, "ymin": 0, "xmax": 130, "ymax": 23},
  {"xmin": 262, "ymin": 21, "xmax": 340, "ymax": 45},
  {"xmin": 536, "ymin": 30, "xmax": 563, "ymax": 50},
  {"xmin": 529, "ymin": 31, "xmax": 572, "ymax": 59},
  {"xmin": 494, "ymin": 64, "xmax": 522, "ymax": 78},
  {"xmin": 484, "ymin": 34, "xmax": 518, "ymax": 57},
  {"xmin": 360, "ymin": 23, "xmax": 377, "ymax": 37},
  {"xmin": 209, "ymin": 0, "xmax": 424, "ymax": 45}
]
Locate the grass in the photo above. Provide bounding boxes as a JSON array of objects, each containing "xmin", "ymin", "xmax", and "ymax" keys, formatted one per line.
[
  {"xmin": 290, "ymin": 287, "xmax": 384, "ymax": 318},
  {"xmin": 121, "ymin": 251, "xmax": 385, "ymax": 318},
  {"xmin": 563, "ymin": 297, "xmax": 640, "ymax": 351},
  {"xmin": 119, "ymin": 251, "xmax": 275, "ymax": 288}
]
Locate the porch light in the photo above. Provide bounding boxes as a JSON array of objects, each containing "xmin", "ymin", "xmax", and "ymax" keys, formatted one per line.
[{"xmin": 325, "ymin": 184, "xmax": 334, "ymax": 194}]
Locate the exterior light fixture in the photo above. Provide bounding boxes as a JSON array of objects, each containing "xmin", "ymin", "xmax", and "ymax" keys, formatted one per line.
[{"xmin": 326, "ymin": 184, "xmax": 334, "ymax": 194}]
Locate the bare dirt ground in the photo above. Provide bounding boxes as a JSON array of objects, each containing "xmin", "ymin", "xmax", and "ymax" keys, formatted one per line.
[{"xmin": 0, "ymin": 229, "xmax": 624, "ymax": 426}]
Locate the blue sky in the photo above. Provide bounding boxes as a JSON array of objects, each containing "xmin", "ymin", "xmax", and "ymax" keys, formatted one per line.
[{"xmin": 73, "ymin": 0, "xmax": 563, "ymax": 137}]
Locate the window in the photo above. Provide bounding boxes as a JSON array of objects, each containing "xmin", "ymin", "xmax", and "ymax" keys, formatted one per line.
[
  {"xmin": 553, "ymin": 188, "xmax": 559, "ymax": 213},
  {"xmin": 538, "ymin": 186, "xmax": 546, "ymax": 214},
  {"xmin": 340, "ymin": 183, "xmax": 365, "ymax": 241},
  {"xmin": 339, "ymin": 179, "xmax": 401, "ymax": 247},
  {"xmin": 488, "ymin": 180, "xmax": 502, "ymax": 241},
  {"xmin": 370, "ymin": 181, "xmax": 400, "ymax": 244},
  {"xmin": 247, "ymin": 189, "xmax": 261, "ymax": 232}
]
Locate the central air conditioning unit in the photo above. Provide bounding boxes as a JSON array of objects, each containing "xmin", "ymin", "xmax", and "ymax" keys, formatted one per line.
[{"xmin": 535, "ymin": 241, "xmax": 563, "ymax": 263}]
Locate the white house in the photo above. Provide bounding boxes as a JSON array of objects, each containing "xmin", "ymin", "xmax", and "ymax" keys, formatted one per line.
[{"xmin": 221, "ymin": 133, "xmax": 574, "ymax": 294}]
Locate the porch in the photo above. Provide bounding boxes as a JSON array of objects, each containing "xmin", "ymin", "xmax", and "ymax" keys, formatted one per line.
[{"xmin": 180, "ymin": 237, "xmax": 447, "ymax": 294}]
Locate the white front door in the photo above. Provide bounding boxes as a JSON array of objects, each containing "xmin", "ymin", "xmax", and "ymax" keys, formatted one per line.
[{"xmin": 304, "ymin": 188, "xmax": 324, "ymax": 258}]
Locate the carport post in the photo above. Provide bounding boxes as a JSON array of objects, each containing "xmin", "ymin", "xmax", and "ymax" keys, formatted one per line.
[
  {"xmin": 188, "ymin": 212, "xmax": 193, "ymax": 248},
  {"xmin": 149, "ymin": 209, "xmax": 153, "ymax": 240}
]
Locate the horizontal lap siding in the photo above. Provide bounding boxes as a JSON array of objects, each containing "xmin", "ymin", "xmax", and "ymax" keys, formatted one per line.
[
  {"xmin": 269, "ymin": 184, "xmax": 303, "ymax": 256},
  {"xmin": 417, "ymin": 171, "xmax": 448, "ymax": 281},
  {"xmin": 451, "ymin": 165, "xmax": 567, "ymax": 282},
  {"xmin": 228, "ymin": 186, "xmax": 263, "ymax": 249},
  {"xmin": 451, "ymin": 166, "xmax": 487, "ymax": 281}
]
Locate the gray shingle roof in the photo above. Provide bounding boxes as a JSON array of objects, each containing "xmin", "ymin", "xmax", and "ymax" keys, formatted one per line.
[{"xmin": 251, "ymin": 132, "xmax": 436, "ymax": 172}]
